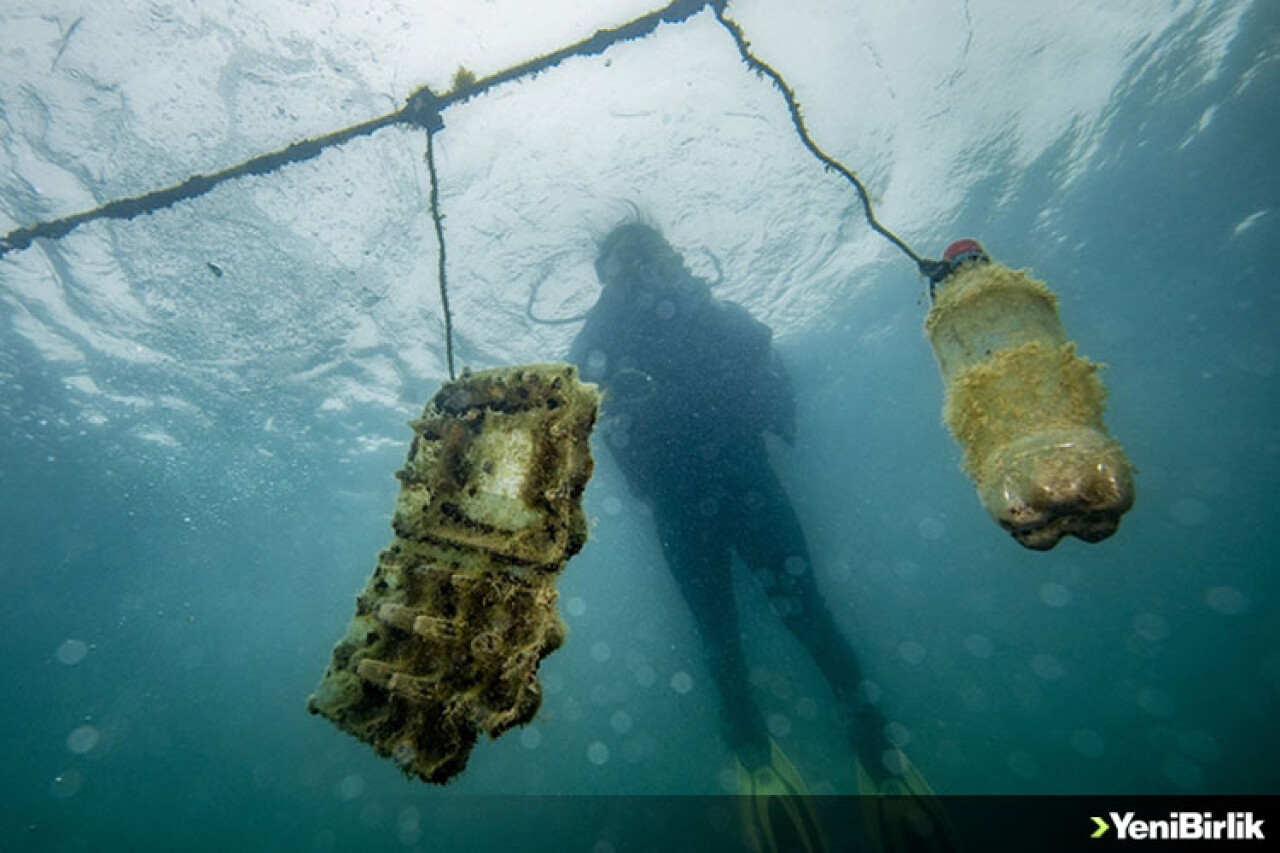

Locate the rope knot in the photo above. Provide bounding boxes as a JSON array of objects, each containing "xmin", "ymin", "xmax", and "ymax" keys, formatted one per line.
[{"xmin": 404, "ymin": 86, "xmax": 445, "ymax": 133}]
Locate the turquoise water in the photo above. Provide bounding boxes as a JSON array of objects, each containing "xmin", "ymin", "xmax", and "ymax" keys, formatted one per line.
[{"xmin": 1, "ymin": 1, "xmax": 1277, "ymax": 850}]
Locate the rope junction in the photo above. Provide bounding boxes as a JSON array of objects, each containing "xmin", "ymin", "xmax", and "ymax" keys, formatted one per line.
[{"xmin": 0, "ymin": 0, "xmax": 939, "ymax": 353}]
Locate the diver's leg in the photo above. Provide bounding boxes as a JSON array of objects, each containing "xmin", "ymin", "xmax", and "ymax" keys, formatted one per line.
[
  {"xmin": 736, "ymin": 479, "xmax": 961, "ymax": 845},
  {"xmin": 652, "ymin": 498, "xmax": 768, "ymax": 759},
  {"xmin": 733, "ymin": 467, "xmax": 887, "ymax": 756}
]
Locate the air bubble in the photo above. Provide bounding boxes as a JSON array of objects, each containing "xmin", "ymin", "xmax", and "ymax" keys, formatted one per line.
[
  {"xmin": 337, "ymin": 774, "xmax": 365, "ymax": 800},
  {"xmin": 893, "ymin": 558, "xmax": 921, "ymax": 581},
  {"xmin": 397, "ymin": 806, "xmax": 421, "ymax": 833},
  {"xmin": 767, "ymin": 714, "xmax": 792, "ymax": 738},
  {"xmin": 669, "ymin": 671, "xmax": 694, "ymax": 694},
  {"xmin": 66, "ymin": 725, "xmax": 100, "ymax": 755},
  {"xmin": 50, "ymin": 769, "xmax": 83, "ymax": 800},
  {"xmin": 1137, "ymin": 686, "xmax": 1176, "ymax": 717},
  {"xmin": 56, "ymin": 639, "xmax": 89, "ymax": 666},
  {"xmin": 397, "ymin": 806, "xmax": 422, "ymax": 846},
  {"xmin": 1132, "ymin": 613, "xmax": 1169, "ymax": 641},
  {"xmin": 1038, "ymin": 583, "xmax": 1072, "ymax": 608},
  {"xmin": 1030, "ymin": 654, "xmax": 1064, "ymax": 681},
  {"xmin": 898, "ymin": 641, "xmax": 926, "ymax": 666},
  {"xmin": 1007, "ymin": 751, "xmax": 1040, "ymax": 779},
  {"xmin": 1069, "ymin": 729, "xmax": 1106, "ymax": 759},
  {"xmin": 879, "ymin": 748, "xmax": 908, "ymax": 776},
  {"xmin": 964, "ymin": 634, "xmax": 994, "ymax": 659},
  {"xmin": 519, "ymin": 728, "xmax": 542, "ymax": 750},
  {"xmin": 917, "ymin": 517, "xmax": 945, "ymax": 540},
  {"xmin": 1204, "ymin": 586, "xmax": 1247, "ymax": 615},
  {"xmin": 587, "ymin": 741, "xmax": 610, "ymax": 765},
  {"xmin": 590, "ymin": 641, "xmax": 612, "ymax": 663},
  {"xmin": 610, "ymin": 711, "xmax": 633, "ymax": 734},
  {"xmin": 566, "ymin": 597, "xmax": 587, "ymax": 616},
  {"xmin": 883, "ymin": 721, "xmax": 912, "ymax": 748}
]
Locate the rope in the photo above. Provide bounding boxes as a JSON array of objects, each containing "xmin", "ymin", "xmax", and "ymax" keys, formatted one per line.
[
  {"xmin": 1, "ymin": 0, "xmax": 946, "ymax": 339},
  {"xmin": 0, "ymin": 111, "xmax": 402, "ymax": 260},
  {"xmin": 439, "ymin": 0, "xmax": 713, "ymax": 108},
  {"xmin": 0, "ymin": 0, "xmax": 713, "ymax": 261},
  {"xmin": 711, "ymin": 6, "xmax": 939, "ymax": 278},
  {"xmin": 525, "ymin": 269, "xmax": 590, "ymax": 327},
  {"xmin": 700, "ymin": 248, "xmax": 725, "ymax": 288},
  {"xmin": 423, "ymin": 129, "xmax": 455, "ymax": 381}
]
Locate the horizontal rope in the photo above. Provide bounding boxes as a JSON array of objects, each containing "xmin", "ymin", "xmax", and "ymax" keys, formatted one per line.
[{"xmin": 0, "ymin": 0, "xmax": 717, "ymax": 261}]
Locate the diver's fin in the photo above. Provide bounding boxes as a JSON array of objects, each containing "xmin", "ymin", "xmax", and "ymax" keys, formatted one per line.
[
  {"xmin": 855, "ymin": 746, "xmax": 960, "ymax": 853},
  {"xmin": 736, "ymin": 739, "xmax": 829, "ymax": 853}
]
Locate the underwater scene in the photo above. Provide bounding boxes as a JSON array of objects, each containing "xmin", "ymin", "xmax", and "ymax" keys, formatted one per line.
[{"xmin": 1, "ymin": 0, "xmax": 1277, "ymax": 850}]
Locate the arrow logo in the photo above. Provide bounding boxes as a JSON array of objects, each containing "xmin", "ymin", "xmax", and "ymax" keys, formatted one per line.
[{"xmin": 1091, "ymin": 816, "xmax": 1110, "ymax": 838}]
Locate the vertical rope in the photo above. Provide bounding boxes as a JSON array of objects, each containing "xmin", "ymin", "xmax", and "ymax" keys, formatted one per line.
[{"xmin": 424, "ymin": 130, "xmax": 456, "ymax": 381}]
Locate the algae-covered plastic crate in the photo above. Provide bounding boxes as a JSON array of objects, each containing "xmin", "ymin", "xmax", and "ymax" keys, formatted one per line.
[{"xmin": 309, "ymin": 364, "xmax": 599, "ymax": 783}]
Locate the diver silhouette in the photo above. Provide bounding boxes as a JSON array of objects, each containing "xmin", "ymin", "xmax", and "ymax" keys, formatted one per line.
[
  {"xmin": 570, "ymin": 218, "xmax": 957, "ymax": 853},
  {"xmin": 570, "ymin": 217, "xmax": 885, "ymax": 763}
]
